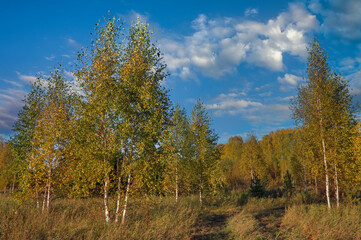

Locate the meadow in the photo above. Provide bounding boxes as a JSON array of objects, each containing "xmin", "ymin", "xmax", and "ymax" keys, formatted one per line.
[{"xmin": 2, "ymin": 191, "xmax": 361, "ymax": 240}]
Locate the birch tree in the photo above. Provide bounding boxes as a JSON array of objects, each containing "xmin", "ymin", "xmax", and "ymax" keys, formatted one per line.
[
  {"xmin": 75, "ymin": 17, "xmax": 123, "ymax": 223},
  {"xmin": 117, "ymin": 19, "xmax": 170, "ymax": 224},
  {"xmin": 26, "ymin": 68, "xmax": 72, "ymax": 211},
  {"xmin": 10, "ymin": 79, "xmax": 45, "ymax": 201},
  {"xmin": 190, "ymin": 99, "xmax": 219, "ymax": 205},
  {"xmin": 291, "ymin": 38, "xmax": 357, "ymax": 208},
  {"xmin": 161, "ymin": 105, "xmax": 192, "ymax": 201}
]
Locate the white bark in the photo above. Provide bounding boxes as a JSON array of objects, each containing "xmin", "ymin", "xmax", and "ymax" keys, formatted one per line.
[
  {"xmin": 42, "ymin": 187, "xmax": 47, "ymax": 213},
  {"xmin": 175, "ymin": 164, "xmax": 178, "ymax": 202},
  {"xmin": 334, "ymin": 163, "xmax": 339, "ymax": 208},
  {"xmin": 121, "ymin": 172, "xmax": 131, "ymax": 225},
  {"xmin": 104, "ymin": 176, "xmax": 111, "ymax": 224},
  {"xmin": 115, "ymin": 174, "xmax": 122, "ymax": 223},
  {"xmin": 46, "ymin": 184, "xmax": 51, "ymax": 209},
  {"xmin": 36, "ymin": 188, "xmax": 39, "ymax": 209},
  {"xmin": 321, "ymin": 137, "xmax": 331, "ymax": 209}
]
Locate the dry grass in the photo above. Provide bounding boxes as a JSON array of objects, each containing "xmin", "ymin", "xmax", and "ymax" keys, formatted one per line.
[
  {"xmin": 227, "ymin": 197, "xmax": 287, "ymax": 240},
  {"xmin": 282, "ymin": 204, "xmax": 361, "ymax": 240},
  {"xmin": 0, "ymin": 194, "xmax": 200, "ymax": 240}
]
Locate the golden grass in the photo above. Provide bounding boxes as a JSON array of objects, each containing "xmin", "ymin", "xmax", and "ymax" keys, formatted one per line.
[{"xmin": 0, "ymin": 194, "xmax": 200, "ymax": 240}]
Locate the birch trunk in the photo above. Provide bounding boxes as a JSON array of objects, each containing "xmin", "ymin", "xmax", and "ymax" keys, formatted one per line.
[
  {"xmin": 104, "ymin": 174, "xmax": 111, "ymax": 224},
  {"xmin": 321, "ymin": 137, "xmax": 331, "ymax": 209},
  {"xmin": 199, "ymin": 186, "xmax": 202, "ymax": 206},
  {"xmin": 42, "ymin": 187, "xmax": 47, "ymax": 213},
  {"xmin": 175, "ymin": 163, "xmax": 179, "ymax": 202},
  {"xmin": 46, "ymin": 169, "xmax": 51, "ymax": 209},
  {"xmin": 36, "ymin": 187, "xmax": 39, "ymax": 209},
  {"xmin": 115, "ymin": 174, "xmax": 122, "ymax": 223},
  {"xmin": 46, "ymin": 183, "xmax": 51, "ymax": 209},
  {"xmin": 334, "ymin": 163, "xmax": 339, "ymax": 208},
  {"xmin": 314, "ymin": 176, "xmax": 318, "ymax": 194},
  {"xmin": 121, "ymin": 172, "xmax": 131, "ymax": 225}
]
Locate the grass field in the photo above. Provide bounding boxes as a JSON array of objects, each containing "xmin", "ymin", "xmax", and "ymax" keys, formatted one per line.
[{"xmin": 1, "ymin": 192, "xmax": 361, "ymax": 239}]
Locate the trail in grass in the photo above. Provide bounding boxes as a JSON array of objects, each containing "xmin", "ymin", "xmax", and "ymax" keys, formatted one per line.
[
  {"xmin": 254, "ymin": 206, "xmax": 285, "ymax": 239},
  {"xmin": 191, "ymin": 207, "xmax": 236, "ymax": 240}
]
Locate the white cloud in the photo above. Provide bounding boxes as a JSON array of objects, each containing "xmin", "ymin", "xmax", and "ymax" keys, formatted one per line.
[
  {"xmin": 122, "ymin": 10, "xmax": 149, "ymax": 24},
  {"xmin": 4, "ymin": 79, "xmax": 23, "ymax": 88},
  {"xmin": 206, "ymin": 91, "xmax": 291, "ymax": 125},
  {"xmin": 278, "ymin": 73, "xmax": 302, "ymax": 86},
  {"xmin": 161, "ymin": 3, "xmax": 318, "ymax": 79},
  {"xmin": 0, "ymin": 88, "xmax": 27, "ymax": 133},
  {"xmin": 15, "ymin": 71, "xmax": 38, "ymax": 84},
  {"xmin": 244, "ymin": 8, "xmax": 258, "ymax": 17},
  {"xmin": 207, "ymin": 99, "xmax": 263, "ymax": 113},
  {"xmin": 66, "ymin": 38, "xmax": 82, "ymax": 48},
  {"xmin": 45, "ymin": 54, "xmax": 55, "ymax": 61},
  {"xmin": 309, "ymin": 0, "xmax": 361, "ymax": 41}
]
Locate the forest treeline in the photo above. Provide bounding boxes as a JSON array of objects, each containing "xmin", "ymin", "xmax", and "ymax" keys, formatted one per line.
[{"xmin": 0, "ymin": 16, "xmax": 360, "ymax": 226}]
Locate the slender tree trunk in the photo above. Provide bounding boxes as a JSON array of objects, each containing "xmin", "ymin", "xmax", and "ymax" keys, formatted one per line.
[
  {"xmin": 36, "ymin": 187, "xmax": 39, "ymax": 209},
  {"xmin": 321, "ymin": 137, "xmax": 331, "ymax": 209},
  {"xmin": 334, "ymin": 163, "xmax": 339, "ymax": 208},
  {"xmin": 115, "ymin": 174, "xmax": 122, "ymax": 223},
  {"xmin": 314, "ymin": 176, "xmax": 318, "ymax": 194},
  {"xmin": 199, "ymin": 172, "xmax": 202, "ymax": 206},
  {"xmin": 11, "ymin": 181, "xmax": 15, "ymax": 194},
  {"xmin": 46, "ymin": 183, "xmax": 51, "ymax": 209},
  {"xmin": 42, "ymin": 187, "xmax": 47, "ymax": 213},
  {"xmin": 115, "ymin": 153, "xmax": 125, "ymax": 223},
  {"xmin": 175, "ymin": 163, "xmax": 179, "ymax": 202},
  {"xmin": 302, "ymin": 160, "xmax": 308, "ymax": 192},
  {"xmin": 145, "ymin": 193, "xmax": 149, "ymax": 227},
  {"xmin": 46, "ymin": 169, "xmax": 51, "ymax": 209},
  {"xmin": 199, "ymin": 187, "xmax": 202, "ymax": 206},
  {"xmin": 104, "ymin": 173, "xmax": 111, "ymax": 224},
  {"xmin": 121, "ymin": 172, "xmax": 131, "ymax": 225}
]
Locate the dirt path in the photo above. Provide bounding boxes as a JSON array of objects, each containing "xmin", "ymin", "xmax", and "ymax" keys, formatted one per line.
[
  {"xmin": 191, "ymin": 203, "xmax": 286, "ymax": 240},
  {"xmin": 254, "ymin": 206, "xmax": 285, "ymax": 239},
  {"xmin": 191, "ymin": 208, "xmax": 236, "ymax": 240}
]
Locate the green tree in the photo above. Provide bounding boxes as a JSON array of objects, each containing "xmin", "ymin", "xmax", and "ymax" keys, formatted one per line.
[
  {"xmin": 26, "ymin": 68, "xmax": 72, "ymax": 211},
  {"xmin": 10, "ymin": 78, "xmax": 45, "ymax": 200},
  {"xmin": 75, "ymin": 17, "xmax": 170, "ymax": 224},
  {"xmin": 116, "ymin": 19, "xmax": 170, "ymax": 224},
  {"xmin": 291, "ymin": 38, "xmax": 357, "ymax": 208},
  {"xmin": 190, "ymin": 99, "xmax": 220, "ymax": 204},
  {"xmin": 75, "ymin": 17, "xmax": 123, "ymax": 223},
  {"xmin": 161, "ymin": 105, "xmax": 192, "ymax": 201}
]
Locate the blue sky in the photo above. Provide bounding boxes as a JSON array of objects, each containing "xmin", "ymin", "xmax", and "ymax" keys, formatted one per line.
[{"xmin": 1, "ymin": 0, "xmax": 361, "ymax": 143}]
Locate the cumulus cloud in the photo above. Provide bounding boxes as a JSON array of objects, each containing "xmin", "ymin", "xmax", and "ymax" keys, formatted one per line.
[
  {"xmin": 278, "ymin": 73, "xmax": 302, "ymax": 91},
  {"xmin": 161, "ymin": 3, "xmax": 318, "ymax": 79},
  {"xmin": 309, "ymin": 0, "xmax": 361, "ymax": 41},
  {"xmin": 205, "ymin": 92, "xmax": 291, "ymax": 125}
]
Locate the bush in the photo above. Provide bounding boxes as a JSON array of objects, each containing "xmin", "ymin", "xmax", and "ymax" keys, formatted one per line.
[{"xmin": 249, "ymin": 176, "xmax": 266, "ymax": 198}]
